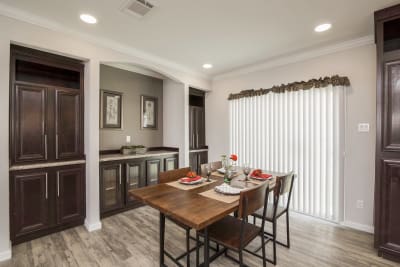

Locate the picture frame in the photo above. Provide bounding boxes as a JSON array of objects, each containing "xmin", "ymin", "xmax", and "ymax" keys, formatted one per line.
[
  {"xmin": 141, "ymin": 95, "xmax": 158, "ymax": 130},
  {"xmin": 100, "ymin": 89, "xmax": 123, "ymax": 129}
]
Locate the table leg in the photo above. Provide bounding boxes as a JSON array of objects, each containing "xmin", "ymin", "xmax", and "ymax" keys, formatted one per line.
[
  {"xmin": 203, "ymin": 226, "xmax": 209, "ymax": 267},
  {"xmin": 160, "ymin": 212, "xmax": 165, "ymax": 267}
]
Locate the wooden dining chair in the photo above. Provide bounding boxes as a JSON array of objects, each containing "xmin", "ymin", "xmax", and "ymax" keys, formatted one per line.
[
  {"xmin": 252, "ymin": 172, "xmax": 295, "ymax": 265},
  {"xmin": 196, "ymin": 183, "xmax": 270, "ymax": 267},
  {"xmin": 159, "ymin": 167, "xmax": 193, "ymax": 267},
  {"xmin": 200, "ymin": 161, "xmax": 222, "ymax": 176}
]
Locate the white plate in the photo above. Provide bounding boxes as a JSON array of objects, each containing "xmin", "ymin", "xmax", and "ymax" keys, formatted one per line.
[
  {"xmin": 214, "ymin": 183, "xmax": 243, "ymax": 195},
  {"xmin": 179, "ymin": 178, "xmax": 204, "ymax": 185},
  {"xmin": 249, "ymin": 175, "xmax": 272, "ymax": 181},
  {"xmin": 217, "ymin": 168, "xmax": 238, "ymax": 174}
]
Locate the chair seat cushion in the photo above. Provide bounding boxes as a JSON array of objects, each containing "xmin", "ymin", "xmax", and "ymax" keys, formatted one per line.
[
  {"xmin": 200, "ymin": 215, "xmax": 261, "ymax": 250},
  {"xmin": 253, "ymin": 204, "xmax": 287, "ymax": 221}
]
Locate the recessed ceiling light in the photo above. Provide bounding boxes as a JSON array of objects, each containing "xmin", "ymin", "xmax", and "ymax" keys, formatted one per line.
[
  {"xmin": 80, "ymin": 14, "xmax": 97, "ymax": 24},
  {"xmin": 202, "ymin": 63, "xmax": 213, "ymax": 69},
  {"xmin": 314, "ymin": 23, "xmax": 332, "ymax": 32}
]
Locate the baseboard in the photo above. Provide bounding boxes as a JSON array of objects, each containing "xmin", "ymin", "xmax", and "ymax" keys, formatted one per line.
[
  {"xmin": 340, "ymin": 221, "xmax": 374, "ymax": 234},
  {"xmin": 0, "ymin": 247, "xmax": 12, "ymax": 262},
  {"xmin": 84, "ymin": 220, "xmax": 102, "ymax": 232}
]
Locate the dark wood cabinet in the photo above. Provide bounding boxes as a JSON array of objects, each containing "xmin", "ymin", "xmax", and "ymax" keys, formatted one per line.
[
  {"xmin": 100, "ymin": 163, "xmax": 123, "ymax": 213},
  {"xmin": 190, "ymin": 106, "xmax": 206, "ymax": 149},
  {"xmin": 375, "ymin": 4, "xmax": 400, "ymax": 262},
  {"xmin": 10, "ymin": 45, "xmax": 85, "ymax": 165},
  {"xmin": 56, "ymin": 165, "xmax": 85, "ymax": 224},
  {"xmin": 55, "ymin": 89, "xmax": 83, "ymax": 160},
  {"xmin": 12, "ymin": 170, "xmax": 50, "ymax": 238},
  {"xmin": 146, "ymin": 159, "xmax": 161, "ymax": 185},
  {"xmin": 9, "ymin": 45, "xmax": 86, "ymax": 244},
  {"xmin": 13, "ymin": 84, "xmax": 48, "ymax": 164},
  {"xmin": 100, "ymin": 153, "xmax": 178, "ymax": 217},
  {"xmin": 10, "ymin": 164, "xmax": 85, "ymax": 244}
]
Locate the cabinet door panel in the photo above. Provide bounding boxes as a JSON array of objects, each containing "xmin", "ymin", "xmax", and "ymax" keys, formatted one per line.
[
  {"xmin": 196, "ymin": 108, "xmax": 206, "ymax": 148},
  {"xmin": 164, "ymin": 157, "xmax": 178, "ymax": 171},
  {"xmin": 126, "ymin": 161, "xmax": 144, "ymax": 205},
  {"xmin": 56, "ymin": 166, "xmax": 84, "ymax": 224},
  {"xmin": 13, "ymin": 171, "xmax": 50, "ymax": 237},
  {"xmin": 101, "ymin": 164, "xmax": 123, "ymax": 212},
  {"xmin": 146, "ymin": 159, "xmax": 161, "ymax": 186},
  {"xmin": 381, "ymin": 160, "xmax": 400, "ymax": 249},
  {"xmin": 55, "ymin": 89, "xmax": 82, "ymax": 159},
  {"xmin": 14, "ymin": 84, "xmax": 47, "ymax": 163}
]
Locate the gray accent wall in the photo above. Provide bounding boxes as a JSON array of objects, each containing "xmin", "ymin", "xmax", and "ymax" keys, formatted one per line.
[{"xmin": 100, "ymin": 64, "xmax": 163, "ymax": 150}]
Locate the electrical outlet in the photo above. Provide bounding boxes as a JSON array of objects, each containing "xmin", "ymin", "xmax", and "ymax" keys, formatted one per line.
[
  {"xmin": 357, "ymin": 123, "xmax": 370, "ymax": 133},
  {"xmin": 126, "ymin": 136, "xmax": 131, "ymax": 143},
  {"xmin": 356, "ymin": 200, "xmax": 364, "ymax": 209}
]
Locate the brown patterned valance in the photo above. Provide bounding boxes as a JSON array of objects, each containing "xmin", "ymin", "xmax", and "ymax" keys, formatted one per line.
[{"xmin": 227, "ymin": 75, "xmax": 350, "ymax": 100}]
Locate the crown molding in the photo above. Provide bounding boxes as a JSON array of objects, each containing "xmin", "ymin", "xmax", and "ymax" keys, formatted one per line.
[
  {"xmin": 0, "ymin": 2, "xmax": 210, "ymax": 81},
  {"xmin": 213, "ymin": 35, "xmax": 375, "ymax": 81}
]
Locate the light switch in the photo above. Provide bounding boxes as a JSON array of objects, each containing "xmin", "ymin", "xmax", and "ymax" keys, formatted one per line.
[
  {"xmin": 126, "ymin": 136, "xmax": 131, "ymax": 143},
  {"xmin": 357, "ymin": 123, "xmax": 370, "ymax": 133}
]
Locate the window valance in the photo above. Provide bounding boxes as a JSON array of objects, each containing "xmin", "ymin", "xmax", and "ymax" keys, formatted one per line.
[{"xmin": 227, "ymin": 75, "xmax": 350, "ymax": 100}]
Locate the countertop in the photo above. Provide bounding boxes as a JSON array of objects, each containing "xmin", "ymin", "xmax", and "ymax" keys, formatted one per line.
[{"xmin": 100, "ymin": 150, "xmax": 178, "ymax": 162}]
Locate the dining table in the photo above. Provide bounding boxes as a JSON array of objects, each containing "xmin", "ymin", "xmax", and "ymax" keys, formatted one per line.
[{"xmin": 129, "ymin": 169, "xmax": 287, "ymax": 267}]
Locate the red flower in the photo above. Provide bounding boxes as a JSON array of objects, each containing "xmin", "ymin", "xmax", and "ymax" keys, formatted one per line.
[{"xmin": 230, "ymin": 154, "xmax": 238, "ymax": 161}]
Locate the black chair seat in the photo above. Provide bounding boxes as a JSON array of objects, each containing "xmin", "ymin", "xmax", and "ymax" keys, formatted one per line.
[
  {"xmin": 199, "ymin": 215, "xmax": 261, "ymax": 250},
  {"xmin": 253, "ymin": 204, "xmax": 287, "ymax": 221}
]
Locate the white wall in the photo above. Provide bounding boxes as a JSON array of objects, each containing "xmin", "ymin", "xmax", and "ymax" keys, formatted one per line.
[
  {"xmin": 0, "ymin": 14, "xmax": 210, "ymax": 258},
  {"xmin": 163, "ymin": 80, "xmax": 190, "ymax": 167},
  {"xmin": 208, "ymin": 44, "xmax": 376, "ymax": 231}
]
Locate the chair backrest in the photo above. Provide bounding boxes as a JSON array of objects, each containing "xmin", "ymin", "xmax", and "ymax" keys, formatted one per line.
[
  {"xmin": 159, "ymin": 167, "xmax": 191, "ymax": 184},
  {"xmin": 200, "ymin": 161, "xmax": 222, "ymax": 176},
  {"xmin": 238, "ymin": 182, "xmax": 269, "ymax": 219},
  {"xmin": 272, "ymin": 172, "xmax": 295, "ymax": 216}
]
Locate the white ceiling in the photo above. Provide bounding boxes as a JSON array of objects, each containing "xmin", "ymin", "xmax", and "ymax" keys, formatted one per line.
[{"xmin": 1, "ymin": 0, "xmax": 399, "ymax": 77}]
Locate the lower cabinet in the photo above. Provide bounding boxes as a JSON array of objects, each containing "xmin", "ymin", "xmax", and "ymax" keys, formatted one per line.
[
  {"xmin": 100, "ymin": 154, "xmax": 178, "ymax": 217},
  {"xmin": 10, "ymin": 164, "xmax": 85, "ymax": 244},
  {"xmin": 189, "ymin": 151, "xmax": 208, "ymax": 174}
]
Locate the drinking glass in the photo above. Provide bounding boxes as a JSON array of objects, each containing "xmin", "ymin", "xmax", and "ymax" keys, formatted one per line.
[
  {"xmin": 206, "ymin": 164, "xmax": 212, "ymax": 182},
  {"xmin": 243, "ymin": 163, "xmax": 251, "ymax": 181}
]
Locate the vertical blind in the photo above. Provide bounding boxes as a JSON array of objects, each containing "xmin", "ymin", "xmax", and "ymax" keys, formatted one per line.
[{"xmin": 229, "ymin": 84, "xmax": 345, "ymax": 222}]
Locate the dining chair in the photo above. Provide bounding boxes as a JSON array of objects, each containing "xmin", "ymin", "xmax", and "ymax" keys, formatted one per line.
[
  {"xmin": 200, "ymin": 161, "xmax": 222, "ymax": 176},
  {"xmin": 252, "ymin": 172, "xmax": 295, "ymax": 265},
  {"xmin": 159, "ymin": 167, "xmax": 193, "ymax": 267},
  {"xmin": 196, "ymin": 182, "xmax": 270, "ymax": 267}
]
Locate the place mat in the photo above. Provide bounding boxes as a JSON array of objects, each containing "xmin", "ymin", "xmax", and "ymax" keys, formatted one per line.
[
  {"xmin": 211, "ymin": 170, "xmax": 242, "ymax": 178},
  {"xmin": 199, "ymin": 188, "xmax": 240, "ymax": 203},
  {"xmin": 166, "ymin": 179, "xmax": 217, "ymax": 191}
]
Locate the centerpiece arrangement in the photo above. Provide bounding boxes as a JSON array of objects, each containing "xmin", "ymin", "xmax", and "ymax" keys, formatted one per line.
[{"xmin": 221, "ymin": 154, "xmax": 238, "ymax": 184}]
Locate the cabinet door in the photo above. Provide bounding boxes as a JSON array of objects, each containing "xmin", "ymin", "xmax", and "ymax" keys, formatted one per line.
[
  {"xmin": 55, "ymin": 89, "xmax": 82, "ymax": 160},
  {"xmin": 12, "ymin": 170, "xmax": 50, "ymax": 238},
  {"xmin": 126, "ymin": 161, "xmax": 145, "ymax": 205},
  {"xmin": 56, "ymin": 165, "xmax": 85, "ymax": 224},
  {"xmin": 164, "ymin": 157, "xmax": 178, "ymax": 171},
  {"xmin": 146, "ymin": 159, "xmax": 161, "ymax": 186},
  {"xmin": 13, "ymin": 84, "xmax": 48, "ymax": 163},
  {"xmin": 100, "ymin": 163, "xmax": 123, "ymax": 212},
  {"xmin": 196, "ymin": 107, "xmax": 206, "ymax": 148}
]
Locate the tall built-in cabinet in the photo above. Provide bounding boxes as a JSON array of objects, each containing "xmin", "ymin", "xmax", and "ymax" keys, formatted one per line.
[
  {"xmin": 189, "ymin": 88, "xmax": 208, "ymax": 174},
  {"xmin": 9, "ymin": 45, "xmax": 85, "ymax": 244},
  {"xmin": 375, "ymin": 4, "xmax": 400, "ymax": 263}
]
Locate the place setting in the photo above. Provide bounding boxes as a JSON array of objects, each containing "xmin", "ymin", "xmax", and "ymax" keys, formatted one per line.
[{"xmin": 166, "ymin": 169, "xmax": 217, "ymax": 191}]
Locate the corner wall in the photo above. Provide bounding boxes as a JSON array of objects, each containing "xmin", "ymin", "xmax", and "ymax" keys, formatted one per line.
[{"xmin": 208, "ymin": 44, "xmax": 377, "ymax": 231}]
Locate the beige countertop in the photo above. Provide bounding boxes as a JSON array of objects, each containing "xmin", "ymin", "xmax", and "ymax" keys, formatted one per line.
[{"xmin": 100, "ymin": 150, "xmax": 178, "ymax": 162}]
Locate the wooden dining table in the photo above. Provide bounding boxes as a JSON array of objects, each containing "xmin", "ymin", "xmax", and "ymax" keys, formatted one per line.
[{"xmin": 129, "ymin": 169, "xmax": 287, "ymax": 267}]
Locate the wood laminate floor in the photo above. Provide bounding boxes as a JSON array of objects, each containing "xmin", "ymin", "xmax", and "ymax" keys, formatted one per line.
[{"xmin": 1, "ymin": 206, "xmax": 399, "ymax": 267}]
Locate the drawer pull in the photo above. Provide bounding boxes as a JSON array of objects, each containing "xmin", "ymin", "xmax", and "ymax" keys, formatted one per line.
[{"xmin": 105, "ymin": 187, "xmax": 115, "ymax": 191}]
